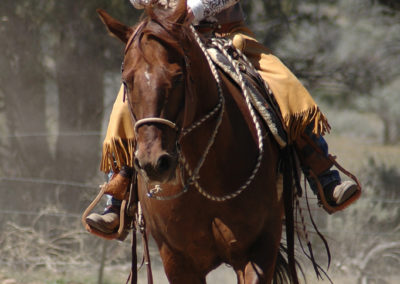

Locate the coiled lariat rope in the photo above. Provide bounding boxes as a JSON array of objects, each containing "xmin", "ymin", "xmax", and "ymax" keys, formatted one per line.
[{"xmin": 179, "ymin": 26, "xmax": 264, "ymax": 201}]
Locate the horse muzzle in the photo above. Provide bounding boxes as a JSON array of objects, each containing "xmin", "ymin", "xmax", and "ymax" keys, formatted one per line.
[
  {"xmin": 133, "ymin": 117, "xmax": 181, "ymax": 183},
  {"xmin": 134, "ymin": 151, "xmax": 178, "ymax": 183}
]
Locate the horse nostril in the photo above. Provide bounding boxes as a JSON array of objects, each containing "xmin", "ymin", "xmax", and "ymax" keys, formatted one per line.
[{"xmin": 157, "ymin": 154, "xmax": 172, "ymax": 173}]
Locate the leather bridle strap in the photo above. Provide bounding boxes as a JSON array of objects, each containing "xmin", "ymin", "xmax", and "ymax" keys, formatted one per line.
[{"xmin": 134, "ymin": 117, "xmax": 178, "ymax": 135}]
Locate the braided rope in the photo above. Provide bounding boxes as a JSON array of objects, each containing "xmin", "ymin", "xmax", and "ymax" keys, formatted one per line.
[
  {"xmin": 146, "ymin": 27, "xmax": 265, "ymax": 202},
  {"xmin": 146, "ymin": 26, "xmax": 225, "ymax": 201},
  {"xmin": 177, "ymin": 27, "xmax": 264, "ymax": 202},
  {"xmin": 180, "ymin": 92, "xmax": 223, "ymax": 137},
  {"xmin": 211, "ymin": 37, "xmax": 264, "ymax": 167},
  {"xmin": 217, "ymin": 37, "xmax": 275, "ymax": 99},
  {"xmin": 295, "ymin": 194, "xmax": 311, "ymax": 247},
  {"xmin": 178, "ymin": 26, "xmax": 226, "ymax": 199}
]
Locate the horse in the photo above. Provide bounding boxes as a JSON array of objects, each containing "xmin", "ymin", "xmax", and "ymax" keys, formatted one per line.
[{"xmin": 98, "ymin": 1, "xmax": 299, "ymax": 283}]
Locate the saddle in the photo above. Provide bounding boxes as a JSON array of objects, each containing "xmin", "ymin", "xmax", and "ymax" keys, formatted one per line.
[
  {"xmin": 206, "ymin": 37, "xmax": 288, "ymax": 148},
  {"xmin": 205, "ymin": 37, "xmax": 361, "ymax": 214}
]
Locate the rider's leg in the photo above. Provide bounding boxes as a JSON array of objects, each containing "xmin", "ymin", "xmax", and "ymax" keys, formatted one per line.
[
  {"xmin": 87, "ymin": 84, "xmax": 136, "ymax": 235},
  {"xmin": 295, "ymin": 126, "xmax": 358, "ymax": 206},
  {"xmin": 228, "ymin": 29, "xmax": 359, "ymax": 209}
]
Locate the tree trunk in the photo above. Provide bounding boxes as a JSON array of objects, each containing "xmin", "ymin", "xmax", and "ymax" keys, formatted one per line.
[
  {"xmin": 0, "ymin": 1, "xmax": 52, "ymax": 177},
  {"xmin": 0, "ymin": 1, "xmax": 54, "ymax": 218},
  {"xmin": 382, "ymin": 116, "xmax": 391, "ymax": 145},
  {"xmin": 53, "ymin": 2, "xmax": 106, "ymax": 213}
]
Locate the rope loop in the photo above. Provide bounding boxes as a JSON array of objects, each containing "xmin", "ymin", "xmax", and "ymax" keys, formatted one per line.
[{"xmin": 147, "ymin": 26, "xmax": 265, "ymax": 202}]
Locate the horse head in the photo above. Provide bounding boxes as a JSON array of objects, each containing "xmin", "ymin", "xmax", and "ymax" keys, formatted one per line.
[{"xmin": 97, "ymin": 0, "xmax": 217, "ymax": 184}]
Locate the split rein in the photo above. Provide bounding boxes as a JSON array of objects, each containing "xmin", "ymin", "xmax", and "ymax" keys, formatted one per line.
[{"xmin": 134, "ymin": 25, "xmax": 264, "ymax": 202}]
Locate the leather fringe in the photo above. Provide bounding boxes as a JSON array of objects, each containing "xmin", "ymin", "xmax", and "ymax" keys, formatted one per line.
[
  {"xmin": 283, "ymin": 106, "xmax": 331, "ymax": 142},
  {"xmin": 100, "ymin": 138, "xmax": 136, "ymax": 173}
]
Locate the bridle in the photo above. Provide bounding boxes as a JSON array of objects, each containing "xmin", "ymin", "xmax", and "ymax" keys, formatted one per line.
[
  {"xmin": 133, "ymin": 24, "xmax": 225, "ymax": 200},
  {"xmin": 134, "ymin": 117, "xmax": 178, "ymax": 136},
  {"xmin": 130, "ymin": 23, "xmax": 264, "ymax": 202}
]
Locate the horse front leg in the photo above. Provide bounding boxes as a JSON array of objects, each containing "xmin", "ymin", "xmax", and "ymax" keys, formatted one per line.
[
  {"xmin": 235, "ymin": 261, "xmax": 271, "ymax": 284},
  {"xmin": 159, "ymin": 244, "xmax": 206, "ymax": 284},
  {"xmin": 240, "ymin": 232, "xmax": 282, "ymax": 284}
]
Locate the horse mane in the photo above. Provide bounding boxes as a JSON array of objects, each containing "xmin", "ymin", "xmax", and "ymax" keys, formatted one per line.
[
  {"xmin": 132, "ymin": 0, "xmax": 190, "ymax": 62},
  {"xmin": 121, "ymin": 4, "xmax": 191, "ymax": 94}
]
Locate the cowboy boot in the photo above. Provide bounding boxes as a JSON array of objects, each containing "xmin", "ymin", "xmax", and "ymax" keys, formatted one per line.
[
  {"xmin": 85, "ymin": 202, "xmax": 121, "ymax": 234},
  {"xmin": 295, "ymin": 131, "xmax": 359, "ymax": 209},
  {"xmin": 86, "ymin": 166, "xmax": 133, "ymax": 237},
  {"xmin": 102, "ymin": 166, "xmax": 133, "ymax": 200}
]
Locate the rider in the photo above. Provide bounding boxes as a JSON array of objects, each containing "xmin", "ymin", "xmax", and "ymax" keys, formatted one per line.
[{"xmin": 86, "ymin": 0, "xmax": 360, "ymax": 237}]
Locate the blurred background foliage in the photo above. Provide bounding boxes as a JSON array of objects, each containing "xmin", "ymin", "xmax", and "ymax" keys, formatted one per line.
[{"xmin": 0, "ymin": 0, "xmax": 399, "ymax": 283}]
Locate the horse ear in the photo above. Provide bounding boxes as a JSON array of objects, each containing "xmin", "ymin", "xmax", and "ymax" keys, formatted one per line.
[{"xmin": 97, "ymin": 9, "xmax": 133, "ymax": 43}]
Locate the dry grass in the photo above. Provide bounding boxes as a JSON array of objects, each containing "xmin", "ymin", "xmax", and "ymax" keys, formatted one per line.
[
  {"xmin": 323, "ymin": 106, "xmax": 400, "ymax": 169},
  {"xmin": 327, "ymin": 134, "xmax": 400, "ymax": 173},
  {"xmin": 1, "ymin": 109, "xmax": 399, "ymax": 284}
]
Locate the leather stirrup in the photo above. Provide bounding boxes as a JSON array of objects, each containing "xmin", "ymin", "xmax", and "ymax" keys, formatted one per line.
[
  {"xmin": 308, "ymin": 155, "xmax": 361, "ymax": 214},
  {"xmin": 82, "ymin": 182, "xmax": 131, "ymax": 240}
]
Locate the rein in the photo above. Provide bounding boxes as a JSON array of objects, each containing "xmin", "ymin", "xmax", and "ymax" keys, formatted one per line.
[
  {"xmin": 185, "ymin": 31, "xmax": 265, "ymax": 201},
  {"xmin": 137, "ymin": 24, "xmax": 265, "ymax": 202}
]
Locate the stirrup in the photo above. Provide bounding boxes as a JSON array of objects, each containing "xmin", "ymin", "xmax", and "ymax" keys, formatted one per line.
[
  {"xmin": 309, "ymin": 155, "xmax": 362, "ymax": 214},
  {"xmin": 82, "ymin": 183, "xmax": 129, "ymax": 240}
]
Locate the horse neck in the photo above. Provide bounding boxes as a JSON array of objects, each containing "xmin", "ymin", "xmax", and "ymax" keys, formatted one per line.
[
  {"xmin": 186, "ymin": 40, "xmax": 221, "ymax": 118},
  {"xmin": 183, "ymin": 43, "xmax": 267, "ymax": 161}
]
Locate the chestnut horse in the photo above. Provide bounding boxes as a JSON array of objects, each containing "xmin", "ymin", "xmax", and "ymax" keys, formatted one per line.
[{"xmin": 98, "ymin": 2, "xmax": 299, "ymax": 283}]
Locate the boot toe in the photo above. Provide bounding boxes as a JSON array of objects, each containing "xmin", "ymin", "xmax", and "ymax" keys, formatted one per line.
[
  {"xmin": 86, "ymin": 212, "xmax": 119, "ymax": 234},
  {"xmin": 333, "ymin": 180, "xmax": 358, "ymax": 205}
]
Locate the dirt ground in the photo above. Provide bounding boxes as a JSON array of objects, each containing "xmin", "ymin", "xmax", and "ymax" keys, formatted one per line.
[{"xmin": 2, "ymin": 263, "xmax": 399, "ymax": 284}]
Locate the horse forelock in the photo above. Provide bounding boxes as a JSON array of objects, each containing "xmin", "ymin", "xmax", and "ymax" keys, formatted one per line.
[
  {"xmin": 122, "ymin": 18, "xmax": 184, "ymax": 85},
  {"xmin": 126, "ymin": 0, "xmax": 190, "ymax": 61},
  {"xmin": 123, "ymin": 2, "xmax": 208, "ymax": 130}
]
